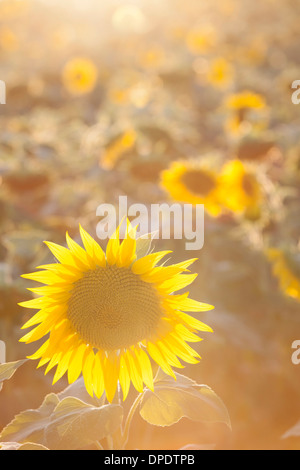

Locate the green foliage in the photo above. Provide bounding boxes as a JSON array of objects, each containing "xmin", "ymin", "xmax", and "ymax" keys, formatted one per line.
[
  {"xmin": 0, "ymin": 392, "xmax": 123, "ymax": 450},
  {"xmin": 0, "ymin": 442, "xmax": 48, "ymax": 450},
  {"xmin": 282, "ymin": 421, "xmax": 300, "ymax": 440},
  {"xmin": 0, "ymin": 367, "xmax": 230, "ymax": 450},
  {"xmin": 0, "ymin": 360, "xmax": 28, "ymax": 392},
  {"xmin": 139, "ymin": 369, "xmax": 231, "ymax": 428}
]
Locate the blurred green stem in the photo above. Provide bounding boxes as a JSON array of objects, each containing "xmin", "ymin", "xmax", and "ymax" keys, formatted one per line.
[{"xmin": 121, "ymin": 392, "xmax": 144, "ymax": 450}]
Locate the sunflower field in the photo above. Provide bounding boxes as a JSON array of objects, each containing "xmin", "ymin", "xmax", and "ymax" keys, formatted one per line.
[{"xmin": 0, "ymin": 0, "xmax": 300, "ymax": 452}]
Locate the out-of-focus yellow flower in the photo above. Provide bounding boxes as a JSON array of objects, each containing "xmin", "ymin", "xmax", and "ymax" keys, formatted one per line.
[
  {"xmin": 207, "ymin": 57, "xmax": 234, "ymax": 88},
  {"xmin": 62, "ymin": 58, "xmax": 98, "ymax": 96},
  {"xmin": 0, "ymin": 28, "xmax": 19, "ymax": 51},
  {"xmin": 225, "ymin": 91, "xmax": 266, "ymax": 111},
  {"xmin": 140, "ymin": 46, "xmax": 165, "ymax": 69},
  {"xmin": 108, "ymin": 71, "xmax": 158, "ymax": 109},
  {"xmin": 268, "ymin": 249, "xmax": 300, "ymax": 301},
  {"xmin": 160, "ymin": 160, "xmax": 223, "ymax": 217},
  {"xmin": 220, "ymin": 160, "xmax": 262, "ymax": 215},
  {"xmin": 100, "ymin": 130, "xmax": 136, "ymax": 170},
  {"xmin": 109, "ymin": 88, "xmax": 130, "ymax": 105},
  {"xmin": 186, "ymin": 27, "xmax": 217, "ymax": 55},
  {"xmin": 240, "ymin": 38, "xmax": 267, "ymax": 66},
  {"xmin": 19, "ymin": 222, "xmax": 213, "ymax": 402},
  {"xmin": 224, "ymin": 91, "xmax": 267, "ymax": 137}
]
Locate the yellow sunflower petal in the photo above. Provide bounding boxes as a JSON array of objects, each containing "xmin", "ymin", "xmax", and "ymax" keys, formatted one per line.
[
  {"xmin": 66, "ymin": 232, "xmax": 92, "ymax": 269},
  {"xmin": 52, "ymin": 349, "xmax": 74, "ymax": 385},
  {"xmin": 44, "ymin": 241, "xmax": 78, "ymax": 267},
  {"xmin": 21, "ymin": 270, "xmax": 63, "ymax": 285},
  {"xmin": 147, "ymin": 342, "xmax": 176, "ymax": 379},
  {"xmin": 135, "ymin": 348, "xmax": 154, "ymax": 391},
  {"xmin": 79, "ymin": 225, "xmax": 106, "ymax": 267},
  {"xmin": 164, "ymin": 293, "xmax": 214, "ymax": 312},
  {"xmin": 132, "ymin": 251, "xmax": 172, "ymax": 275},
  {"xmin": 158, "ymin": 273, "xmax": 198, "ymax": 294},
  {"xmin": 106, "ymin": 226, "xmax": 121, "ymax": 266},
  {"xmin": 93, "ymin": 352, "xmax": 105, "ymax": 399},
  {"xmin": 67, "ymin": 342, "xmax": 88, "ymax": 384},
  {"xmin": 119, "ymin": 353, "xmax": 131, "ymax": 401},
  {"xmin": 82, "ymin": 347, "xmax": 95, "ymax": 397},
  {"xmin": 103, "ymin": 353, "xmax": 120, "ymax": 403},
  {"xmin": 125, "ymin": 349, "xmax": 144, "ymax": 393}
]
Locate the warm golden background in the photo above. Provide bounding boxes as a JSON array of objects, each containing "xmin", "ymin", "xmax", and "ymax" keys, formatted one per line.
[{"xmin": 1, "ymin": 0, "xmax": 300, "ymax": 450}]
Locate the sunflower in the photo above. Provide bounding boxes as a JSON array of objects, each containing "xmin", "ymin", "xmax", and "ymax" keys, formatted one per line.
[
  {"xmin": 207, "ymin": 57, "xmax": 234, "ymax": 89},
  {"xmin": 268, "ymin": 249, "xmax": 300, "ymax": 301},
  {"xmin": 0, "ymin": 27, "xmax": 19, "ymax": 52},
  {"xmin": 225, "ymin": 91, "xmax": 266, "ymax": 111},
  {"xmin": 160, "ymin": 160, "xmax": 222, "ymax": 217},
  {"xmin": 19, "ymin": 221, "xmax": 213, "ymax": 402},
  {"xmin": 219, "ymin": 160, "xmax": 262, "ymax": 215},
  {"xmin": 100, "ymin": 130, "xmax": 136, "ymax": 170},
  {"xmin": 224, "ymin": 91, "xmax": 267, "ymax": 136},
  {"xmin": 62, "ymin": 58, "xmax": 98, "ymax": 96},
  {"xmin": 185, "ymin": 27, "xmax": 217, "ymax": 54}
]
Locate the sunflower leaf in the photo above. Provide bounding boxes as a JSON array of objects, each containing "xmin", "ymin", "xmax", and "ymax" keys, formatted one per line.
[
  {"xmin": 58, "ymin": 377, "xmax": 106, "ymax": 407},
  {"xmin": 0, "ymin": 393, "xmax": 123, "ymax": 450},
  {"xmin": 0, "ymin": 359, "xmax": 28, "ymax": 392},
  {"xmin": 135, "ymin": 232, "xmax": 157, "ymax": 259},
  {"xmin": 0, "ymin": 393, "xmax": 59, "ymax": 443},
  {"xmin": 282, "ymin": 420, "xmax": 300, "ymax": 440},
  {"xmin": 45, "ymin": 398, "xmax": 123, "ymax": 450},
  {"xmin": 139, "ymin": 370, "xmax": 231, "ymax": 428},
  {"xmin": 0, "ymin": 442, "xmax": 49, "ymax": 450}
]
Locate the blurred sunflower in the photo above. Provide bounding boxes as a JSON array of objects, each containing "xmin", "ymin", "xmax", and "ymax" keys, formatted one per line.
[
  {"xmin": 19, "ymin": 221, "xmax": 213, "ymax": 402},
  {"xmin": 268, "ymin": 249, "xmax": 300, "ymax": 301},
  {"xmin": 186, "ymin": 27, "xmax": 216, "ymax": 54},
  {"xmin": 207, "ymin": 57, "xmax": 234, "ymax": 89},
  {"xmin": 225, "ymin": 91, "xmax": 266, "ymax": 111},
  {"xmin": 224, "ymin": 91, "xmax": 267, "ymax": 136},
  {"xmin": 62, "ymin": 58, "xmax": 98, "ymax": 96},
  {"xmin": 220, "ymin": 160, "xmax": 262, "ymax": 216},
  {"xmin": 139, "ymin": 45, "xmax": 165, "ymax": 69},
  {"xmin": 0, "ymin": 27, "xmax": 19, "ymax": 52},
  {"xmin": 160, "ymin": 160, "xmax": 223, "ymax": 217},
  {"xmin": 100, "ymin": 130, "xmax": 136, "ymax": 170}
]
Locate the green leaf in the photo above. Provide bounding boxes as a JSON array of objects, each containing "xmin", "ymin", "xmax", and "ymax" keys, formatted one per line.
[
  {"xmin": 45, "ymin": 398, "xmax": 123, "ymax": 450},
  {"xmin": 139, "ymin": 370, "xmax": 231, "ymax": 428},
  {"xmin": 135, "ymin": 232, "xmax": 157, "ymax": 259},
  {"xmin": 0, "ymin": 359, "xmax": 28, "ymax": 392},
  {"xmin": 0, "ymin": 393, "xmax": 59, "ymax": 444},
  {"xmin": 58, "ymin": 377, "xmax": 105, "ymax": 407},
  {"xmin": 18, "ymin": 443, "xmax": 49, "ymax": 450},
  {"xmin": 0, "ymin": 442, "xmax": 49, "ymax": 450},
  {"xmin": 0, "ymin": 393, "xmax": 123, "ymax": 450},
  {"xmin": 180, "ymin": 444, "xmax": 216, "ymax": 450}
]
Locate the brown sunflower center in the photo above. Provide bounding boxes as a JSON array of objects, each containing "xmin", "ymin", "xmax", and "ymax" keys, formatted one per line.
[
  {"xmin": 181, "ymin": 169, "xmax": 216, "ymax": 196},
  {"xmin": 67, "ymin": 265, "xmax": 162, "ymax": 351}
]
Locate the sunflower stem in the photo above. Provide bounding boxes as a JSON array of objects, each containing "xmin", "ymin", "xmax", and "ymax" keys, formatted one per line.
[
  {"xmin": 106, "ymin": 435, "xmax": 114, "ymax": 450},
  {"xmin": 121, "ymin": 392, "xmax": 144, "ymax": 450},
  {"xmin": 95, "ymin": 441, "xmax": 104, "ymax": 450}
]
